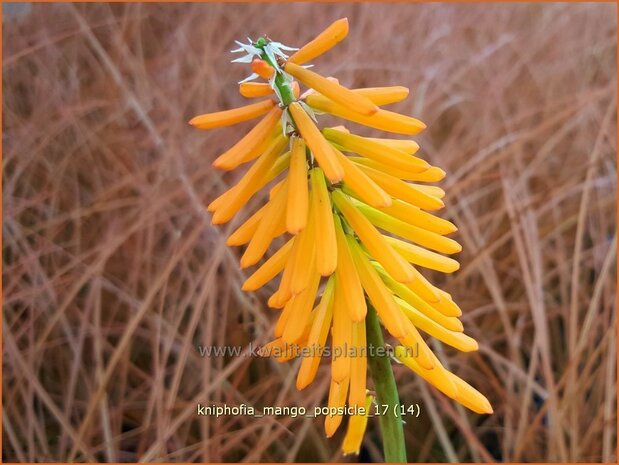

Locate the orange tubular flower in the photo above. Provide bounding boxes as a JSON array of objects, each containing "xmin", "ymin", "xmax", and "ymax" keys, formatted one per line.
[
  {"xmin": 191, "ymin": 17, "xmax": 492, "ymax": 458},
  {"xmin": 239, "ymin": 82, "xmax": 274, "ymax": 98},
  {"xmin": 251, "ymin": 58, "xmax": 275, "ymax": 79},
  {"xmin": 288, "ymin": 102, "xmax": 344, "ymax": 182},
  {"xmin": 288, "ymin": 17, "xmax": 349, "ymax": 65},
  {"xmin": 285, "ymin": 62, "xmax": 378, "ymax": 116},
  {"xmin": 189, "ymin": 99, "xmax": 274, "ymax": 129}
]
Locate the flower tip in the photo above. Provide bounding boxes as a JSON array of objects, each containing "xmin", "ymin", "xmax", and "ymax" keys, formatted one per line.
[
  {"xmin": 212, "ymin": 157, "xmax": 232, "ymax": 170},
  {"xmin": 324, "ymin": 423, "xmax": 339, "ymax": 439},
  {"xmin": 296, "ymin": 377, "xmax": 311, "ymax": 391},
  {"xmin": 327, "ymin": 171, "xmax": 344, "ymax": 183},
  {"xmin": 239, "ymin": 256, "xmax": 254, "ymax": 269},
  {"xmin": 206, "ymin": 201, "xmax": 218, "ymax": 213},
  {"xmin": 188, "ymin": 115, "xmax": 204, "ymax": 126},
  {"xmin": 210, "ymin": 214, "xmax": 228, "ymax": 226},
  {"xmin": 423, "ymin": 360, "xmax": 436, "ymax": 370},
  {"xmin": 319, "ymin": 265, "xmax": 337, "ymax": 277}
]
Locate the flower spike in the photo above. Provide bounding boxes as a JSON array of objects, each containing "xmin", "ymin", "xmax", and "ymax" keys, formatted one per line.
[{"xmin": 190, "ymin": 18, "xmax": 492, "ymax": 455}]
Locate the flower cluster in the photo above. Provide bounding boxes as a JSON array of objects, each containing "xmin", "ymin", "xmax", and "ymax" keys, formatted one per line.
[{"xmin": 191, "ymin": 18, "xmax": 491, "ymax": 454}]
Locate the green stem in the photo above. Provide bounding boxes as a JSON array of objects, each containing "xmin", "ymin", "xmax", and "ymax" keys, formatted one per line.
[
  {"xmin": 256, "ymin": 41, "xmax": 296, "ymax": 106},
  {"xmin": 366, "ymin": 304, "xmax": 407, "ymax": 463}
]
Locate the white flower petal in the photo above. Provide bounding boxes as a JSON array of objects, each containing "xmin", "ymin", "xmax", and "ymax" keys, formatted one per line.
[
  {"xmin": 238, "ymin": 73, "xmax": 260, "ymax": 84},
  {"xmin": 269, "ymin": 41, "xmax": 299, "ymax": 51},
  {"xmin": 231, "ymin": 54, "xmax": 254, "ymax": 63},
  {"xmin": 299, "ymin": 101, "xmax": 318, "ymax": 123}
]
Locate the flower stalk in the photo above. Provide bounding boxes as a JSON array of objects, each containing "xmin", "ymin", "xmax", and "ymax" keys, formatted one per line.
[
  {"xmin": 255, "ymin": 37, "xmax": 297, "ymax": 107},
  {"xmin": 366, "ymin": 303, "xmax": 407, "ymax": 463}
]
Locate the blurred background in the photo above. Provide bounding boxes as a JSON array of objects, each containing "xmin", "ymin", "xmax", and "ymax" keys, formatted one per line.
[{"xmin": 3, "ymin": 2, "xmax": 617, "ymax": 462}]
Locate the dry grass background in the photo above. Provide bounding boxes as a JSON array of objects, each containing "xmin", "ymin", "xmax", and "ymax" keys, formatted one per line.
[{"xmin": 2, "ymin": 2, "xmax": 617, "ymax": 462}]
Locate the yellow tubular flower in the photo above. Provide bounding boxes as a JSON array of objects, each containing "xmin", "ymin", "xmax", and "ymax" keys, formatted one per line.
[
  {"xmin": 213, "ymin": 106, "xmax": 283, "ymax": 170},
  {"xmin": 189, "ymin": 99, "xmax": 275, "ymax": 129},
  {"xmin": 207, "ymin": 186, "xmax": 232, "ymax": 213},
  {"xmin": 239, "ymin": 82, "xmax": 274, "ymax": 98},
  {"xmin": 396, "ymin": 297, "xmax": 478, "ymax": 352},
  {"xmin": 266, "ymin": 148, "xmax": 291, "ymax": 176},
  {"xmin": 212, "ymin": 135, "xmax": 286, "ymax": 224},
  {"xmin": 282, "ymin": 270, "xmax": 321, "ymax": 343},
  {"xmin": 259, "ymin": 338, "xmax": 288, "ymax": 360},
  {"xmin": 365, "ymin": 137, "xmax": 420, "ymax": 155},
  {"xmin": 288, "ymin": 18, "xmax": 349, "ymax": 65},
  {"xmin": 369, "ymin": 259, "xmax": 439, "ymax": 304},
  {"xmin": 432, "ymin": 290, "xmax": 463, "ymax": 317},
  {"xmin": 334, "ymin": 215, "xmax": 366, "ymax": 322},
  {"xmin": 305, "ymin": 95, "xmax": 426, "ymax": 135},
  {"xmin": 285, "ymin": 62, "xmax": 378, "ymax": 116},
  {"xmin": 380, "ymin": 272, "xmax": 463, "ymax": 332},
  {"xmin": 354, "ymin": 201, "xmax": 462, "ymax": 255},
  {"xmin": 446, "ymin": 372, "xmax": 494, "ymax": 414},
  {"xmin": 331, "ymin": 281, "xmax": 352, "ymax": 382},
  {"xmin": 307, "ymin": 86, "xmax": 409, "ymax": 108},
  {"xmin": 269, "ymin": 246, "xmax": 297, "ymax": 309},
  {"xmin": 286, "ymin": 137, "xmax": 309, "ymax": 234},
  {"xmin": 275, "ymin": 300, "xmax": 294, "ymax": 337},
  {"xmin": 310, "ymin": 168, "xmax": 338, "ymax": 276},
  {"xmin": 207, "ymin": 150, "xmax": 286, "ymax": 218},
  {"xmin": 242, "ymin": 239, "xmax": 294, "ymax": 291},
  {"xmin": 325, "ymin": 375, "xmax": 350, "ymax": 438},
  {"xmin": 347, "ymin": 236, "xmax": 406, "ymax": 339},
  {"xmin": 384, "ymin": 235, "xmax": 460, "ymax": 273},
  {"xmin": 297, "ymin": 277, "xmax": 335, "ymax": 389},
  {"xmin": 332, "ymin": 148, "xmax": 392, "ymax": 208},
  {"xmin": 397, "ymin": 318, "xmax": 435, "ymax": 370},
  {"xmin": 288, "ymin": 102, "xmax": 344, "ymax": 182},
  {"xmin": 348, "ymin": 320, "xmax": 367, "ymax": 408},
  {"xmin": 394, "ymin": 347, "xmax": 458, "ymax": 399},
  {"xmin": 352, "ymin": 86, "xmax": 409, "ymax": 105},
  {"xmin": 354, "ymin": 163, "xmax": 445, "ymax": 211},
  {"xmin": 240, "ymin": 180, "xmax": 289, "ymax": 268},
  {"xmin": 210, "ymin": 145, "xmax": 287, "ymax": 217},
  {"xmin": 332, "ymin": 190, "xmax": 415, "ymax": 283},
  {"xmin": 342, "ymin": 186, "xmax": 456, "ymax": 237},
  {"xmin": 351, "ymin": 156, "xmax": 446, "ymax": 182},
  {"xmin": 342, "ymin": 394, "xmax": 373, "ymax": 455},
  {"xmin": 226, "ymin": 203, "xmax": 267, "ymax": 246},
  {"xmin": 406, "ymin": 265, "xmax": 441, "ymax": 303},
  {"xmin": 415, "ymin": 184, "xmax": 446, "ymax": 199},
  {"xmin": 289, "ymin": 202, "xmax": 317, "ymax": 294},
  {"xmin": 323, "ymin": 127, "xmax": 429, "ymax": 173},
  {"xmin": 378, "ymin": 198, "xmax": 457, "ymax": 235},
  {"xmin": 268, "ymin": 178, "xmax": 286, "ymax": 199}
]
